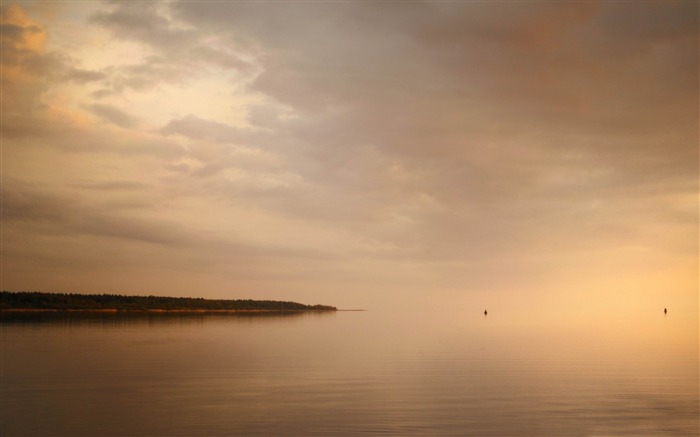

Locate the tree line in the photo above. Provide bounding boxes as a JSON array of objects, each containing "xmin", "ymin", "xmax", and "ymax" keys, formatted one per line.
[{"xmin": 0, "ymin": 291, "xmax": 336, "ymax": 311}]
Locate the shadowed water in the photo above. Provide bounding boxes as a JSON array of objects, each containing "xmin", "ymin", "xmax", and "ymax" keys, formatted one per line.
[{"xmin": 1, "ymin": 310, "xmax": 697, "ymax": 436}]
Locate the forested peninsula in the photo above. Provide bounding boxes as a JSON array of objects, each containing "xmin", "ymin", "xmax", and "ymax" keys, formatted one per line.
[{"xmin": 0, "ymin": 291, "xmax": 336, "ymax": 312}]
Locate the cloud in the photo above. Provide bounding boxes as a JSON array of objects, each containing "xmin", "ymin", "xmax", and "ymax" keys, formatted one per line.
[
  {"xmin": 2, "ymin": 180, "xmax": 189, "ymax": 246},
  {"xmin": 3, "ymin": 109, "xmax": 185, "ymax": 158},
  {"xmin": 1, "ymin": 5, "xmax": 106, "ymax": 111},
  {"xmin": 62, "ymin": 67, "xmax": 105, "ymax": 83},
  {"xmin": 159, "ymin": 114, "xmax": 286, "ymax": 183},
  {"xmin": 90, "ymin": 2, "xmax": 192, "ymax": 52},
  {"xmin": 86, "ymin": 103, "xmax": 139, "ymax": 128},
  {"xmin": 1, "ymin": 4, "xmax": 48, "ymax": 112},
  {"xmin": 88, "ymin": 2, "xmax": 256, "ymax": 98},
  {"xmin": 160, "ymin": 114, "xmax": 245, "ymax": 143},
  {"xmin": 1, "ymin": 2, "xmax": 696, "ymax": 306},
  {"xmin": 158, "ymin": 0, "xmax": 697, "ymax": 260},
  {"xmin": 72, "ymin": 180, "xmax": 150, "ymax": 191}
]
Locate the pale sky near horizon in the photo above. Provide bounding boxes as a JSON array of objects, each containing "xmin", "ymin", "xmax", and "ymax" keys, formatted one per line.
[{"xmin": 1, "ymin": 1, "xmax": 698, "ymax": 317}]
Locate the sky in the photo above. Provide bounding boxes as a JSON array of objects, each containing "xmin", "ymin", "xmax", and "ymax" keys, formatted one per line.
[{"xmin": 1, "ymin": 1, "xmax": 698, "ymax": 316}]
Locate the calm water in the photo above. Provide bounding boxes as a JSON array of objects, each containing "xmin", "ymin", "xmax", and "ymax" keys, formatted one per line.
[{"xmin": 1, "ymin": 309, "xmax": 698, "ymax": 436}]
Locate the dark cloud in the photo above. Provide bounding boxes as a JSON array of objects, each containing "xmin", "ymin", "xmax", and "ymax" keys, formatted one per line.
[
  {"xmin": 63, "ymin": 67, "xmax": 106, "ymax": 83},
  {"xmin": 160, "ymin": 114, "xmax": 245, "ymax": 143},
  {"xmin": 73, "ymin": 180, "xmax": 150, "ymax": 191},
  {"xmin": 2, "ymin": 180, "xmax": 189, "ymax": 246},
  {"xmin": 165, "ymin": 1, "xmax": 697, "ymax": 193},
  {"xmin": 3, "ymin": 111, "xmax": 185, "ymax": 158},
  {"xmin": 86, "ymin": 103, "xmax": 139, "ymax": 128},
  {"xmin": 91, "ymin": 2, "xmax": 191, "ymax": 50}
]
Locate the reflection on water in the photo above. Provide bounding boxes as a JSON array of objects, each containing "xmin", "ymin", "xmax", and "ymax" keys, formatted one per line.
[
  {"xmin": 0, "ymin": 310, "xmax": 330, "ymax": 326},
  {"xmin": 1, "ymin": 310, "xmax": 698, "ymax": 436}
]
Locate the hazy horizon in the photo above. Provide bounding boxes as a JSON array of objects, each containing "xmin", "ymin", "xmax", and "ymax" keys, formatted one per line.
[{"xmin": 2, "ymin": 1, "xmax": 698, "ymax": 322}]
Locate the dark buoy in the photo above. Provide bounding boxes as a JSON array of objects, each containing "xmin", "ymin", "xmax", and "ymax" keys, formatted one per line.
[
  {"xmin": 664, "ymin": 308, "xmax": 667, "ymax": 314},
  {"xmin": 484, "ymin": 309, "xmax": 488, "ymax": 316}
]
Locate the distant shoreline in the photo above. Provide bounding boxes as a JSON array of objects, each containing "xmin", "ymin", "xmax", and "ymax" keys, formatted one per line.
[
  {"xmin": 0, "ymin": 291, "xmax": 337, "ymax": 312},
  {"xmin": 0, "ymin": 308, "xmax": 336, "ymax": 313}
]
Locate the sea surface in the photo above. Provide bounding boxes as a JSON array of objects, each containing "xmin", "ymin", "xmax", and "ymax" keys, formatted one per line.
[{"xmin": 1, "ymin": 309, "xmax": 698, "ymax": 436}]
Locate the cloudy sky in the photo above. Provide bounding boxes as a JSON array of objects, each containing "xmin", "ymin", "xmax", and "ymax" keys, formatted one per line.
[{"xmin": 2, "ymin": 1, "xmax": 697, "ymax": 314}]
